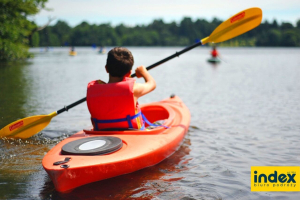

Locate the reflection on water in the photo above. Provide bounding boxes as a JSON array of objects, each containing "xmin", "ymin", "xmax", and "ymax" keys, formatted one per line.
[
  {"xmin": 0, "ymin": 62, "xmax": 32, "ymax": 128},
  {"xmin": 0, "ymin": 47, "xmax": 300, "ymax": 199}
]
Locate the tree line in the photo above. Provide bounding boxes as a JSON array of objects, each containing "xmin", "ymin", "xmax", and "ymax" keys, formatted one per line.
[
  {"xmin": 1, "ymin": 0, "xmax": 300, "ymax": 61},
  {"xmin": 32, "ymin": 18, "xmax": 300, "ymax": 48}
]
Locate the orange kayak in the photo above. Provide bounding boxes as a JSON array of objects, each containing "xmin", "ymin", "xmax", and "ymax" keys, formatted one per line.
[{"xmin": 42, "ymin": 95, "xmax": 190, "ymax": 192}]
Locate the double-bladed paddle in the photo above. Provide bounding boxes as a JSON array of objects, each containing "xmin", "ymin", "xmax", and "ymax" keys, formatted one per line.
[{"xmin": 0, "ymin": 7, "xmax": 262, "ymax": 138}]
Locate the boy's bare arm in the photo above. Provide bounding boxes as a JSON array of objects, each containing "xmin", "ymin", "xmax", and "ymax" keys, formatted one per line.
[{"xmin": 133, "ymin": 66, "xmax": 156, "ymax": 98}]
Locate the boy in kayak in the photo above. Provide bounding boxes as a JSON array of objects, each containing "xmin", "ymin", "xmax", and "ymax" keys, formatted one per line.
[{"xmin": 86, "ymin": 47, "xmax": 156, "ymax": 130}]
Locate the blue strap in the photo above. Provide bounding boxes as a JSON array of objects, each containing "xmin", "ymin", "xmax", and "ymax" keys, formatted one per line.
[
  {"xmin": 126, "ymin": 115, "xmax": 133, "ymax": 128},
  {"xmin": 140, "ymin": 122, "xmax": 145, "ymax": 130},
  {"xmin": 93, "ymin": 112, "xmax": 141, "ymax": 123},
  {"xmin": 141, "ymin": 113, "xmax": 169, "ymax": 129},
  {"xmin": 93, "ymin": 112, "xmax": 168, "ymax": 131},
  {"xmin": 93, "ymin": 112, "xmax": 142, "ymax": 130},
  {"xmin": 92, "ymin": 118, "xmax": 99, "ymax": 131}
]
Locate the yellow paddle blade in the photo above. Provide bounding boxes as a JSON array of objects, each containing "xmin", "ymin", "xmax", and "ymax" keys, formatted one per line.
[
  {"xmin": 201, "ymin": 7, "xmax": 262, "ymax": 45},
  {"xmin": 0, "ymin": 112, "xmax": 57, "ymax": 139}
]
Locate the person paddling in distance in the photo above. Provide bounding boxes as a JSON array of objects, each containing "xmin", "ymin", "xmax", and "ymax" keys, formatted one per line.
[
  {"xmin": 211, "ymin": 45, "xmax": 219, "ymax": 58},
  {"xmin": 86, "ymin": 47, "xmax": 156, "ymax": 131}
]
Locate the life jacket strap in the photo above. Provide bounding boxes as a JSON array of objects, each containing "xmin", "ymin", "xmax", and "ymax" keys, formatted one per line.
[
  {"xmin": 93, "ymin": 112, "xmax": 142, "ymax": 131},
  {"xmin": 92, "ymin": 112, "xmax": 169, "ymax": 131},
  {"xmin": 141, "ymin": 113, "xmax": 169, "ymax": 129}
]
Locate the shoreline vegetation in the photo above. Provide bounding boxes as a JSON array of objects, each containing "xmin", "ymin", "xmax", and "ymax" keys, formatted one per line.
[
  {"xmin": 33, "ymin": 18, "xmax": 300, "ymax": 48},
  {"xmin": 1, "ymin": 0, "xmax": 299, "ymax": 61}
]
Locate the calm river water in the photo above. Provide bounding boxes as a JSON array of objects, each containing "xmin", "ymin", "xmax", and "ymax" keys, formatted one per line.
[{"xmin": 0, "ymin": 47, "xmax": 300, "ymax": 199}]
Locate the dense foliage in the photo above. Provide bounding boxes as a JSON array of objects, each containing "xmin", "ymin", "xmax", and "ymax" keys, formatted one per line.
[
  {"xmin": 0, "ymin": 0, "xmax": 47, "ymax": 61},
  {"xmin": 36, "ymin": 18, "xmax": 300, "ymax": 47},
  {"xmin": 1, "ymin": 1, "xmax": 299, "ymax": 62}
]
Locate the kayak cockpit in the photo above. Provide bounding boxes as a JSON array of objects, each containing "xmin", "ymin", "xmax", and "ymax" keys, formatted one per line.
[{"xmin": 84, "ymin": 103, "xmax": 175, "ymax": 135}]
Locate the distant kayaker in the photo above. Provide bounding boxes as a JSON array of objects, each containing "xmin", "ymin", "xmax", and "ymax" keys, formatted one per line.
[
  {"xmin": 86, "ymin": 47, "xmax": 156, "ymax": 130},
  {"xmin": 211, "ymin": 46, "xmax": 219, "ymax": 58},
  {"xmin": 99, "ymin": 46, "xmax": 106, "ymax": 53}
]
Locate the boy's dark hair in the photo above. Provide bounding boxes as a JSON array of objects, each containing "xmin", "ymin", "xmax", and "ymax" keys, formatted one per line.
[{"xmin": 106, "ymin": 47, "xmax": 134, "ymax": 77}]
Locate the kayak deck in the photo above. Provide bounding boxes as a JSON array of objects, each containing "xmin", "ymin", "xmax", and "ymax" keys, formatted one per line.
[{"xmin": 42, "ymin": 96, "xmax": 190, "ymax": 192}]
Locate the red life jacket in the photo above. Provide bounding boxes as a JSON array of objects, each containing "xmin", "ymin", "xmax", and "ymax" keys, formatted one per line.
[
  {"xmin": 86, "ymin": 77, "xmax": 144, "ymax": 130},
  {"xmin": 211, "ymin": 49, "xmax": 218, "ymax": 57}
]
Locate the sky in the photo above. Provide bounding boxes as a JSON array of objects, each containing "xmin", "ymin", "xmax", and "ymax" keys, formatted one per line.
[{"xmin": 34, "ymin": 0, "xmax": 300, "ymax": 27}]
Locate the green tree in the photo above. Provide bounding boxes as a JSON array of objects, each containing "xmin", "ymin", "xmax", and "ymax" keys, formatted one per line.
[
  {"xmin": 31, "ymin": 32, "xmax": 40, "ymax": 47},
  {"xmin": 179, "ymin": 17, "xmax": 196, "ymax": 43},
  {"xmin": 268, "ymin": 29, "xmax": 281, "ymax": 46},
  {"xmin": 0, "ymin": 0, "xmax": 48, "ymax": 61},
  {"xmin": 281, "ymin": 30, "xmax": 299, "ymax": 46},
  {"xmin": 52, "ymin": 21, "xmax": 71, "ymax": 46},
  {"xmin": 271, "ymin": 19, "xmax": 279, "ymax": 29},
  {"xmin": 281, "ymin": 22, "xmax": 294, "ymax": 30}
]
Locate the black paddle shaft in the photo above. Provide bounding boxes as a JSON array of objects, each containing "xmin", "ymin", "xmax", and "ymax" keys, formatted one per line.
[
  {"xmin": 57, "ymin": 97, "xmax": 87, "ymax": 114},
  {"xmin": 131, "ymin": 41, "xmax": 202, "ymax": 77},
  {"xmin": 56, "ymin": 41, "xmax": 203, "ymax": 115}
]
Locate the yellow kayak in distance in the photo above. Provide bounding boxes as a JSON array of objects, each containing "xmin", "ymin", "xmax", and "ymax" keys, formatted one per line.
[{"xmin": 69, "ymin": 51, "xmax": 77, "ymax": 56}]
